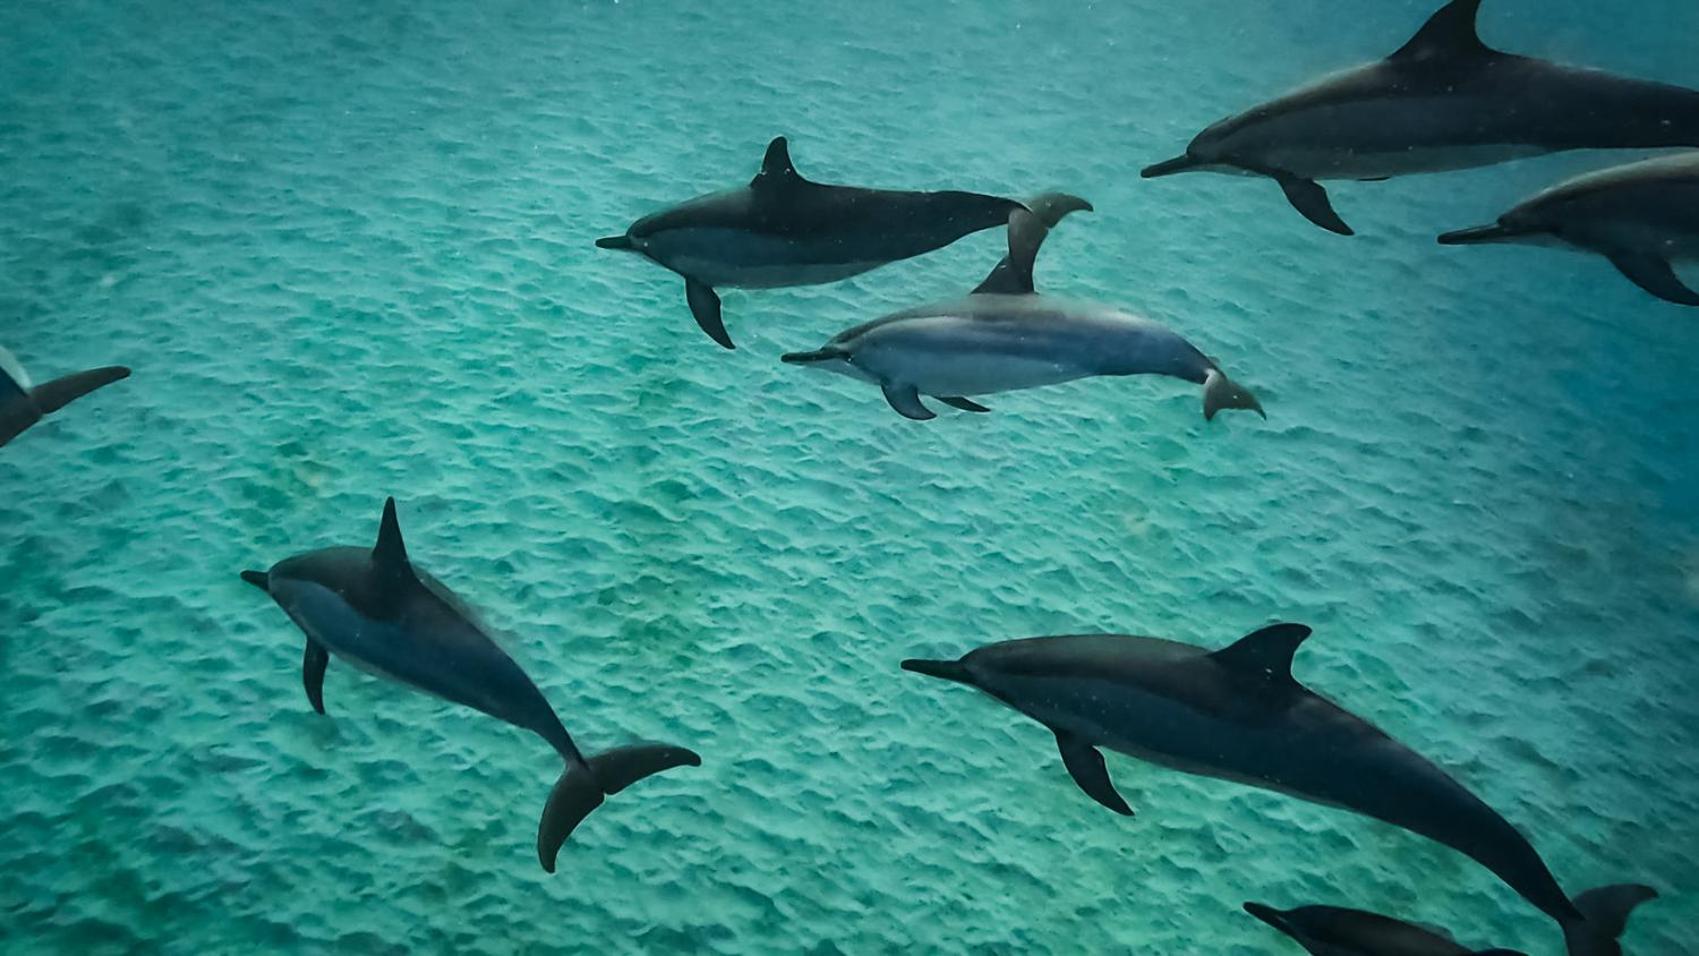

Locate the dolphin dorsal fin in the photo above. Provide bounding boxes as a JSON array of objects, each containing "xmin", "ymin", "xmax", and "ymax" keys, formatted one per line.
[
  {"xmin": 372, "ymin": 497, "xmax": 413, "ymax": 577},
  {"xmin": 1390, "ymin": 0, "xmax": 1491, "ymax": 61},
  {"xmin": 973, "ymin": 209, "xmax": 1047, "ymax": 295},
  {"xmin": 1210, "ymin": 623, "xmax": 1313, "ymax": 682},
  {"xmin": 750, "ymin": 136, "xmax": 806, "ymax": 190}
]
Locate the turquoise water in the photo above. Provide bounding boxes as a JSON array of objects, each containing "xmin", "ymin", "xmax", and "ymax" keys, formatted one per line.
[{"xmin": 2, "ymin": 0, "xmax": 1697, "ymax": 952}]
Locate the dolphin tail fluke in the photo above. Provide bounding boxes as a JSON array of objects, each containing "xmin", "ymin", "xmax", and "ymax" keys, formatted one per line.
[
  {"xmin": 537, "ymin": 743, "xmax": 700, "ymax": 873},
  {"xmin": 1202, "ymin": 368, "xmax": 1265, "ymax": 421},
  {"xmin": 30, "ymin": 366, "xmax": 130, "ymax": 415},
  {"xmin": 595, "ymin": 235, "xmax": 634, "ymax": 250},
  {"xmin": 900, "ymin": 658, "xmax": 972, "ymax": 685},
  {"xmin": 1560, "ymin": 884, "xmax": 1657, "ymax": 956}
]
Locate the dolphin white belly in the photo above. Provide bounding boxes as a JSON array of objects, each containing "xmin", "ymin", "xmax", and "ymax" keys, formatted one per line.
[{"xmin": 640, "ymin": 228, "xmax": 884, "ymax": 288}]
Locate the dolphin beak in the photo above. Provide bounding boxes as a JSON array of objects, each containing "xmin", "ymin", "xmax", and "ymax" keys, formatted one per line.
[
  {"xmin": 900, "ymin": 658, "xmax": 973, "ymax": 685},
  {"xmin": 781, "ymin": 348, "xmax": 841, "ymax": 366},
  {"xmin": 1242, "ymin": 902, "xmax": 1289, "ymax": 933},
  {"xmin": 1437, "ymin": 223, "xmax": 1521, "ymax": 245},
  {"xmin": 595, "ymin": 235, "xmax": 635, "ymax": 250},
  {"xmin": 1141, "ymin": 155, "xmax": 1199, "ymax": 178},
  {"xmin": 240, "ymin": 569, "xmax": 270, "ymax": 593}
]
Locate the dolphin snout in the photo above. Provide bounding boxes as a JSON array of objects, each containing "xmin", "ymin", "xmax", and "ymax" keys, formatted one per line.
[
  {"xmin": 1142, "ymin": 155, "xmax": 1199, "ymax": 178},
  {"xmin": 1242, "ymin": 902, "xmax": 1288, "ymax": 931},
  {"xmin": 240, "ymin": 569, "xmax": 270, "ymax": 592},
  {"xmin": 595, "ymin": 235, "xmax": 636, "ymax": 250},
  {"xmin": 1437, "ymin": 223, "xmax": 1520, "ymax": 245},
  {"xmin": 781, "ymin": 348, "xmax": 842, "ymax": 365}
]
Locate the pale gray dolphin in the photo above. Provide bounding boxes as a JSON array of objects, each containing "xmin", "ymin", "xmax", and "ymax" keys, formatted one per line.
[
  {"xmin": 1142, "ymin": 0, "xmax": 1699, "ymax": 235},
  {"xmin": 901, "ymin": 625, "xmax": 1652, "ymax": 955},
  {"xmin": 0, "ymin": 345, "xmax": 129, "ymax": 448},
  {"xmin": 1245, "ymin": 892, "xmax": 1658, "ymax": 956},
  {"xmin": 1245, "ymin": 901, "xmax": 1528, "ymax": 956},
  {"xmin": 780, "ymin": 207, "xmax": 1262, "ymax": 421},
  {"xmin": 241, "ymin": 498, "xmax": 699, "ymax": 872},
  {"xmin": 596, "ymin": 136, "xmax": 1025, "ymax": 349},
  {"xmin": 1439, "ymin": 152, "xmax": 1699, "ymax": 305}
]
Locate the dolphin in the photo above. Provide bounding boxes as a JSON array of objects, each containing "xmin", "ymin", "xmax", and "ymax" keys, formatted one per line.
[
  {"xmin": 241, "ymin": 498, "xmax": 699, "ymax": 872},
  {"xmin": 1439, "ymin": 152, "xmax": 1699, "ymax": 305},
  {"xmin": 0, "ymin": 345, "xmax": 129, "ymax": 448},
  {"xmin": 1245, "ymin": 891, "xmax": 1658, "ymax": 956},
  {"xmin": 901, "ymin": 625, "xmax": 1652, "ymax": 955},
  {"xmin": 1244, "ymin": 901, "xmax": 1528, "ymax": 956},
  {"xmin": 780, "ymin": 205, "xmax": 1262, "ymax": 422},
  {"xmin": 596, "ymin": 136, "xmax": 1026, "ymax": 349},
  {"xmin": 1142, "ymin": 0, "xmax": 1699, "ymax": 235}
]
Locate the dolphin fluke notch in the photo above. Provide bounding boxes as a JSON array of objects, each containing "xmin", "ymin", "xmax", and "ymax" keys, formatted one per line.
[
  {"xmin": 1391, "ymin": 0, "xmax": 1492, "ymax": 62},
  {"xmin": 1202, "ymin": 368, "xmax": 1265, "ymax": 421},
  {"xmin": 537, "ymin": 743, "xmax": 702, "ymax": 873},
  {"xmin": 1561, "ymin": 884, "xmax": 1658, "ymax": 956},
  {"xmin": 31, "ymin": 366, "xmax": 131, "ymax": 415}
]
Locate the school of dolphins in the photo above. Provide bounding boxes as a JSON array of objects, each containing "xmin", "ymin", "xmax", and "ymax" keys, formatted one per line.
[{"xmin": 7, "ymin": 2, "xmax": 1699, "ymax": 952}]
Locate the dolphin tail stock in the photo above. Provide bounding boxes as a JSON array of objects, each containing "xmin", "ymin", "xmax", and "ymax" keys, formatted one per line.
[
  {"xmin": 1202, "ymin": 367, "xmax": 1265, "ymax": 421},
  {"xmin": 900, "ymin": 658, "xmax": 973, "ymax": 685},
  {"xmin": 1559, "ymin": 884, "xmax": 1658, "ymax": 956},
  {"xmin": 595, "ymin": 235, "xmax": 634, "ymax": 250},
  {"xmin": 537, "ymin": 742, "xmax": 701, "ymax": 873},
  {"xmin": 30, "ymin": 366, "xmax": 130, "ymax": 414}
]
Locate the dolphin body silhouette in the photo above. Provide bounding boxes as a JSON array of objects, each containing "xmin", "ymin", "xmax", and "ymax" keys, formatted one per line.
[
  {"xmin": 903, "ymin": 625, "xmax": 1653, "ymax": 955},
  {"xmin": 597, "ymin": 137, "xmax": 1025, "ymax": 349},
  {"xmin": 1440, "ymin": 152, "xmax": 1699, "ymax": 306},
  {"xmin": 781, "ymin": 202, "xmax": 1262, "ymax": 422},
  {"xmin": 1143, "ymin": 0, "xmax": 1699, "ymax": 235},
  {"xmin": 242, "ymin": 498, "xmax": 699, "ymax": 872}
]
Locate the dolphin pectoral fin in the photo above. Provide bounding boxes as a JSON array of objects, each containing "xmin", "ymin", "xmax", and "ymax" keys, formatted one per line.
[
  {"xmin": 1055, "ymin": 731, "xmax": 1134, "ymax": 816},
  {"xmin": 1608, "ymin": 253, "xmax": 1699, "ymax": 306},
  {"xmin": 302, "ymin": 640, "xmax": 328, "ymax": 715},
  {"xmin": 880, "ymin": 383, "xmax": 936, "ymax": 421},
  {"xmin": 29, "ymin": 366, "xmax": 130, "ymax": 415},
  {"xmin": 1273, "ymin": 174, "xmax": 1354, "ymax": 236},
  {"xmin": 939, "ymin": 396, "xmax": 991, "ymax": 413},
  {"xmin": 684, "ymin": 278, "xmax": 735, "ymax": 349},
  {"xmin": 537, "ymin": 743, "xmax": 700, "ymax": 873}
]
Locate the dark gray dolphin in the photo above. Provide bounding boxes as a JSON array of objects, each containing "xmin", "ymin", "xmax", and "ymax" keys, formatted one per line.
[
  {"xmin": 1439, "ymin": 152, "xmax": 1699, "ymax": 305},
  {"xmin": 902, "ymin": 625, "xmax": 1651, "ymax": 954},
  {"xmin": 781, "ymin": 204, "xmax": 1262, "ymax": 422},
  {"xmin": 1246, "ymin": 891, "xmax": 1658, "ymax": 956},
  {"xmin": 1142, "ymin": 0, "xmax": 1699, "ymax": 235},
  {"xmin": 1245, "ymin": 901, "xmax": 1529, "ymax": 956},
  {"xmin": 241, "ymin": 498, "xmax": 699, "ymax": 872},
  {"xmin": 596, "ymin": 136, "xmax": 1025, "ymax": 349},
  {"xmin": 0, "ymin": 345, "xmax": 129, "ymax": 448}
]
